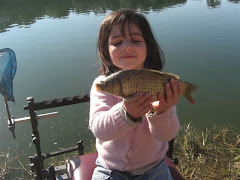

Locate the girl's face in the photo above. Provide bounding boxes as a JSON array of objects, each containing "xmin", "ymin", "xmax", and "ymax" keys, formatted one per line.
[{"xmin": 108, "ymin": 23, "xmax": 147, "ymax": 70}]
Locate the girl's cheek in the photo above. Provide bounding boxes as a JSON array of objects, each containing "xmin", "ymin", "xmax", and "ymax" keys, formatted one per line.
[{"xmin": 109, "ymin": 47, "xmax": 119, "ymax": 56}]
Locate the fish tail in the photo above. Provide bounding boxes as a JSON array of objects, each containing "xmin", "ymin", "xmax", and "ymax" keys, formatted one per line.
[{"xmin": 182, "ymin": 82, "xmax": 198, "ymax": 104}]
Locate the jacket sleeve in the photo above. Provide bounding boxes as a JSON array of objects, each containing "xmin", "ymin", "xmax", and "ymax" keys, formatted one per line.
[
  {"xmin": 146, "ymin": 106, "xmax": 180, "ymax": 142},
  {"xmin": 89, "ymin": 77, "xmax": 134, "ymax": 141}
]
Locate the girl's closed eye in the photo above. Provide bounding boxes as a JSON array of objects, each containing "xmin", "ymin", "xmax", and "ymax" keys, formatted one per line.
[
  {"xmin": 131, "ymin": 34, "xmax": 144, "ymax": 43},
  {"xmin": 112, "ymin": 41, "xmax": 122, "ymax": 46},
  {"xmin": 109, "ymin": 37, "xmax": 123, "ymax": 46},
  {"xmin": 110, "ymin": 38, "xmax": 143, "ymax": 46},
  {"xmin": 132, "ymin": 39, "xmax": 142, "ymax": 43}
]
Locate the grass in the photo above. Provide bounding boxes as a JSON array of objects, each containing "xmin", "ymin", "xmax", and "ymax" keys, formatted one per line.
[
  {"xmin": 0, "ymin": 145, "xmax": 33, "ymax": 179},
  {"xmin": 174, "ymin": 123, "xmax": 240, "ymax": 180},
  {"xmin": 0, "ymin": 123, "xmax": 239, "ymax": 179}
]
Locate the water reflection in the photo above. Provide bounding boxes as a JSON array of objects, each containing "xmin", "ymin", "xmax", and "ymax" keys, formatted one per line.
[
  {"xmin": 206, "ymin": 0, "xmax": 240, "ymax": 8},
  {"xmin": 228, "ymin": 0, "xmax": 240, "ymax": 3},
  {"xmin": 0, "ymin": 0, "xmax": 187, "ymax": 33},
  {"xmin": 1, "ymin": 0, "xmax": 239, "ymax": 33},
  {"xmin": 207, "ymin": 0, "xmax": 221, "ymax": 8},
  {"xmin": 2, "ymin": 0, "xmax": 238, "ymax": 33}
]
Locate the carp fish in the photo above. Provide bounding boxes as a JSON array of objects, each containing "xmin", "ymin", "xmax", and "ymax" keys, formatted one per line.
[{"xmin": 95, "ymin": 69, "xmax": 198, "ymax": 104}]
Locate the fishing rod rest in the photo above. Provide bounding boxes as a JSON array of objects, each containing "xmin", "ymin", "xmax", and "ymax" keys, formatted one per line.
[{"xmin": 23, "ymin": 95, "xmax": 89, "ymax": 179}]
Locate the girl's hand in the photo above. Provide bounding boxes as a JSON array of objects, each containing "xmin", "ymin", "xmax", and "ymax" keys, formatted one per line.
[
  {"xmin": 152, "ymin": 79, "xmax": 183, "ymax": 113},
  {"xmin": 124, "ymin": 93, "xmax": 154, "ymax": 119}
]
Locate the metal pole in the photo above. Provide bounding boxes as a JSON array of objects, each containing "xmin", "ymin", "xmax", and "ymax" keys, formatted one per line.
[
  {"xmin": 27, "ymin": 97, "xmax": 44, "ymax": 179},
  {"xmin": 3, "ymin": 97, "xmax": 16, "ymax": 139}
]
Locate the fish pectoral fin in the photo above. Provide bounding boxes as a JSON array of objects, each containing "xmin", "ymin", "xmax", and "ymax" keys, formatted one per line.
[{"xmin": 125, "ymin": 93, "xmax": 139, "ymax": 101}]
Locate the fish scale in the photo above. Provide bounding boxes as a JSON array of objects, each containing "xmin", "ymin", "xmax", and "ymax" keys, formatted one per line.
[{"xmin": 121, "ymin": 70, "xmax": 168, "ymax": 100}]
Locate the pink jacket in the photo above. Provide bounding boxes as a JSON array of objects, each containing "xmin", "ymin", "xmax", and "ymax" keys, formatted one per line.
[{"xmin": 89, "ymin": 76, "xmax": 180, "ymax": 171}]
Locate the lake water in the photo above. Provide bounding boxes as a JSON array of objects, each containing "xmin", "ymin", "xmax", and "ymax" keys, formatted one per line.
[{"xmin": 0, "ymin": 0, "xmax": 240, "ymax": 176}]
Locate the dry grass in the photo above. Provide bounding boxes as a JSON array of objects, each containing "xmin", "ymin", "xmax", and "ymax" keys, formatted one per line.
[
  {"xmin": 0, "ymin": 150, "xmax": 31, "ymax": 179},
  {"xmin": 0, "ymin": 151, "xmax": 9, "ymax": 179},
  {"xmin": 174, "ymin": 123, "xmax": 240, "ymax": 180}
]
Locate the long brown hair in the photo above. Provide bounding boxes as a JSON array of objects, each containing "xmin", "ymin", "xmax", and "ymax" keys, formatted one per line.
[{"xmin": 97, "ymin": 9, "xmax": 165, "ymax": 75}]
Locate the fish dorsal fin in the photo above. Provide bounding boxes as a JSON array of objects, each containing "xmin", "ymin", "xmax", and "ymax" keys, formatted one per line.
[
  {"xmin": 164, "ymin": 72, "xmax": 180, "ymax": 79},
  {"xmin": 147, "ymin": 69, "xmax": 180, "ymax": 79}
]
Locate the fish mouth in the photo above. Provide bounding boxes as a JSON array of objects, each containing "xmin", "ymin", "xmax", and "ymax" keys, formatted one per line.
[
  {"xmin": 95, "ymin": 83, "xmax": 102, "ymax": 91},
  {"xmin": 95, "ymin": 80, "xmax": 105, "ymax": 91},
  {"xmin": 96, "ymin": 85, "xmax": 100, "ymax": 91}
]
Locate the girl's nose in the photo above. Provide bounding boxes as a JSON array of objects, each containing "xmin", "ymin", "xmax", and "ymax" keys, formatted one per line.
[{"xmin": 122, "ymin": 40, "xmax": 133, "ymax": 51}]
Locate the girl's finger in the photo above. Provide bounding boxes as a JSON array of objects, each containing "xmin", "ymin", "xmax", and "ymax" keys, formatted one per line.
[
  {"xmin": 157, "ymin": 93, "xmax": 165, "ymax": 104},
  {"xmin": 152, "ymin": 93, "xmax": 167, "ymax": 112},
  {"xmin": 139, "ymin": 95, "xmax": 154, "ymax": 111},
  {"xmin": 139, "ymin": 103, "xmax": 154, "ymax": 116},
  {"xmin": 124, "ymin": 93, "xmax": 153, "ymax": 118},
  {"xmin": 170, "ymin": 79, "xmax": 178, "ymax": 100},
  {"xmin": 165, "ymin": 82, "xmax": 173, "ymax": 104},
  {"xmin": 132, "ymin": 94, "xmax": 153, "ymax": 115},
  {"xmin": 134, "ymin": 93, "xmax": 152, "ymax": 107},
  {"xmin": 178, "ymin": 81, "xmax": 183, "ymax": 96}
]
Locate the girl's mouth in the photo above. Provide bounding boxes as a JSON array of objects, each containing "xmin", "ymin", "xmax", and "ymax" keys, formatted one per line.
[{"xmin": 121, "ymin": 55, "xmax": 135, "ymax": 59}]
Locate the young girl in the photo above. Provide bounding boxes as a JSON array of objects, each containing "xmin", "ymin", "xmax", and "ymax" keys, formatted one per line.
[{"xmin": 89, "ymin": 9, "xmax": 182, "ymax": 180}]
